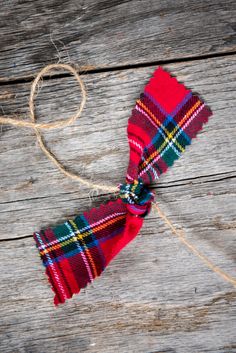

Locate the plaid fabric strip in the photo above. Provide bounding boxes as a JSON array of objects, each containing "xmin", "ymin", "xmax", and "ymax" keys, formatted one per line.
[
  {"xmin": 33, "ymin": 198, "xmax": 144, "ymax": 304},
  {"xmin": 33, "ymin": 67, "xmax": 212, "ymax": 305},
  {"xmin": 126, "ymin": 67, "xmax": 212, "ymax": 184}
]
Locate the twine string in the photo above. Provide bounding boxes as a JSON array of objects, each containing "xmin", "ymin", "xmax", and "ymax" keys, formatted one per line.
[
  {"xmin": 152, "ymin": 202, "xmax": 236, "ymax": 287},
  {"xmin": 0, "ymin": 63, "xmax": 118, "ymax": 193},
  {"xmin": 0, "ymin": 63, "xmax": 235, "ymax": 288}
]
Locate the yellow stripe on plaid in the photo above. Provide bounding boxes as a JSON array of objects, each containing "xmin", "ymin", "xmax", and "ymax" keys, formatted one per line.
[
  {"xmin": 69, "ymin": 219, "xmax": 98, "ymax": 278},
  {"xmin": 131, "ymin": 179, "xmax": 138, "ymax": 193},
  {"xmin": 137, "ymin": 100, "xmax": 185, "ymax": 153},
  {"xmin": 140, "ymin": 100, "xmax": 202, "ymax": 170},
  {"xmin": 40, "ymin": 214, "xmax": 126, "ymax": 256}
]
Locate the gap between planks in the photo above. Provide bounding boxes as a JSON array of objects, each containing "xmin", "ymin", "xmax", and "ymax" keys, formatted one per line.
[{"xmin": 0, "ymin": 50, "xmax": 235, "ymax": 86}]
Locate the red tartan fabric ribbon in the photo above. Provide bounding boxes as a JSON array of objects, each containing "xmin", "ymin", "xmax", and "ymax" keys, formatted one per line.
[{"xmin": 33, "ymin": 67, "xmax": 212, "ymax": 305}]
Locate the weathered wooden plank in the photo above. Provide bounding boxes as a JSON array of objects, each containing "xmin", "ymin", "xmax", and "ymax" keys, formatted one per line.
[
  {"xmin": 0, "ymin": 0, "xmax": 235, "ymax": 81},
  {"xmin": 0, "ymin": 55, "xmax": 235, "ymax": 240},
  {"xmin": 0, "ymin": 54, "xmax": 235, "ymax": 353},
  {"xmin": 0, "ymin": 0, "xmax": 235, "ymax": 350},
  {"xmin": 0, "ymin": 176, "xmax": 235, "ymax": 352}
]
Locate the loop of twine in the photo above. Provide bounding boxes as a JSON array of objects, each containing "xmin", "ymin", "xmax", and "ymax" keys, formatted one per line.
[
  {"xmin": 0, "ymin": 63, "xmax": 118, "ymax": 193},
  {"xmin": 0, "ymin": 63, "xmax": 235, "ymax": 288}
]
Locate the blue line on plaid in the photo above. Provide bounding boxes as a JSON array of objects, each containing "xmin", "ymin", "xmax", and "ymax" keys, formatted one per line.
[
  {"xmin": 80, "ymin": 214, "xmax": 106, "ymax": 270},
  {"xmin": 43, "ymin": 226, "xmax": 125, "ymax": 267}
]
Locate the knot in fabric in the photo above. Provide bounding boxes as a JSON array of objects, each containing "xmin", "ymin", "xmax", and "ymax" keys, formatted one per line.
[{"xmin": 118, "ymin": 179, "xmax": 154, "ymax": 217}]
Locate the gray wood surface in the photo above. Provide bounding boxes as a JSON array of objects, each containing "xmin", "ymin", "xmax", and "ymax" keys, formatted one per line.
[
  {"xmin": 0, "ymin": 1, "xmax": 236, "ymax": 352},
  {"xmin": 0, "ymin": 0, "xmax": 236, "ymax": 81}
]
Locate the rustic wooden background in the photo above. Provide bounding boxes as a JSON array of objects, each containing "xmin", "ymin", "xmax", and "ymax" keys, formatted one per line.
[{"xmin": 0, "ymin": 1, "xmax": 235, "ymax": 352}]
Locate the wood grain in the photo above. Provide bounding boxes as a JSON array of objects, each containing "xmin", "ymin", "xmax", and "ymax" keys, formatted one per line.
[
  {"xmin": 0, "ymin": 217, "xmax": 235, "ymax": 353},
  {"xmin": 0, "ymin": 55, "xmax": 235, "ymax": 240},
  {"xmin": 0, "ymin": 6, "xmax": 236, "ymax": 350},
  {"xmin": 0, "ymin": 0, "xmax": 235, "ymax": 81},
  {"xmin": 0, "ymin": 56, "xmax": 235, "ymax": 352}
]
